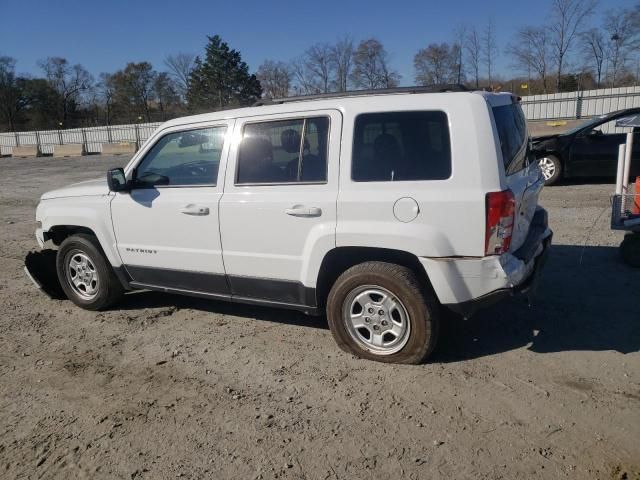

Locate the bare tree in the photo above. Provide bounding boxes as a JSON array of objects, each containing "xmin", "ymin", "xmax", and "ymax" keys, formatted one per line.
[
  {"xmin": 379, "ymin": 56, "xmax": 401, "ymax": 88},
  {"xmin": 111, "ymin": 62, "xmax": 156, "ymax": 122},
  {"xmin": 482, "ymin": 20, "xmax": 498, "ymax": 89},
  {"xmin": 289, "ymin": 57, "xmax": 317, "ymax": 95},
  {"xmin": 508, "ymin": 27, "xmax": 552, "ymax": 93},
  {"xmin": 97, "ymin": 72, "xmax": 116, "ymax": 125},
  {"xmin": 603, "ymin": 8, "xmax": 638, "ymax": 87},
  {"xmin": 257, "ymin": 60, "xmax": 291, "ymax": 98},
  {"xmin": 452, "ymin": 25, "xmax": 467, "ymax": 84},
  {"xmin": 330, "ymin": 36, "xmax": 354, "ymax": 92},
  {"xmin": 414, "ymin": 43, "xmax": 457, "ymax": 85},
  {"xmin": 581, "ymin": 28, "xmax": 606, "ymax": 87},
  {"xmin": 164, "ymin": 53, "xmax": 195, "ymax": 98},
  {"xmin": 0, "ymin": 56, "xmax": 32, "ymax": 131},
  {"xmin": 38, "ymin": 57, "xmax": 93, "ymax": 125},
  {"xmin": 305, "ymin": 43, "xmax": 334, "ymax": 93},
  {"xmin": 153, "ymin": 72, "xmax": 179, "ymax": 120},
  {"xmin": 549, "ymin": 0, "xmax": 596, "ymax": 91},
  {"xmin": 465, "ymin": 27, "xmax": 482, "ymax": 88},
  {"xmin": 351, "ymin": 38, "xmax": 400, "ymax": 89}
]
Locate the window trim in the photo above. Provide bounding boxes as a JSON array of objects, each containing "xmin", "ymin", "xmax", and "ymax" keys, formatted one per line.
[
  {"xmin": 130, "ymin": 124, "xmax": 228, "ymax": 189},
  {"xmin": 234, "ymin": 115, "xmax": 331, "ymax": 187},
  {"xmin": 350, "ymin": 110, "xmax": 453, "ymax": 183}
]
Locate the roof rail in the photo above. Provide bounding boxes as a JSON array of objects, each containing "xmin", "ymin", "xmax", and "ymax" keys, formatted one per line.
[{"xmin": 253, "ymin": 84, "xmax": 469, "ymax": 107}]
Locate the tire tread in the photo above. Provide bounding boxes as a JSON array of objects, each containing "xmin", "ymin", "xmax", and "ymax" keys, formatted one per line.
[
  {"xmin": 326, "ymin": 261, "xmax": 439, "ymax": 364},
  {"xmin": 56, "ymin": 234, "xmax": 124, "ymax": 311}
]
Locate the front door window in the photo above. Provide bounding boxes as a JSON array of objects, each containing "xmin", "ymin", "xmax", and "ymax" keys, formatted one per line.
[{"xmin": 135, "ymin": 127, "xmax": 227, "ymax": 187}]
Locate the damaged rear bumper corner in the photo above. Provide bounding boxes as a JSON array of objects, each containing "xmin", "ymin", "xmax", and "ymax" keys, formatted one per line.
[
  {"xmin": 421, "ymin": 208, "xmax": 552, "ymax": 318},
  {"xmin": 441, "ymin": 235, "xmax": 551, "ymax": 318}
]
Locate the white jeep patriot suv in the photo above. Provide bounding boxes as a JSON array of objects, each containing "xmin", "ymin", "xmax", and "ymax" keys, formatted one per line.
[{"xmin": 30, "ymin": 86, "xmax": 551, "ymax": 364}]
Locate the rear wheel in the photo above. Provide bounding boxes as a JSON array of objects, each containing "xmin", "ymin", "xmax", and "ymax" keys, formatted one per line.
[
  {"xmin": 620, "ymin": 234, "xmax": 640, "ymax": 268},
  {"xmin": 56, "ymin": 234, "xmax": 124, "ymax": 310},
  {"xmin": 326, "ymin": 261, "xmax": 439, "ymax": 364},
  {"xmin": 539, "ymin": 155, "xmax": 562, "ymax": 186}
]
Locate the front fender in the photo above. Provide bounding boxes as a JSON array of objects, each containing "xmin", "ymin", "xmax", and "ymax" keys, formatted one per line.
[{"xmin": 36, "ymin": 195, "xmax": 121, "ymax": 267}]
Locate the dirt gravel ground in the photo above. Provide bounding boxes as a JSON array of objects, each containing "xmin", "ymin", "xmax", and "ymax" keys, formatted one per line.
[{"xmin": 0, "ymin": 154, "xmax": 638, "ymax": 480}]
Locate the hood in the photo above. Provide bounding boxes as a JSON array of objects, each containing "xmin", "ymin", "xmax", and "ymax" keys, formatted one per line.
[
  {"xmin": 532, "ymin": 133, "xmax": 561, "ymax": 142},
  {"xmin": 531, "ymin": 133, "xmax": 571, "ymax": 154},
  {"xmin": 40, "ymin": 177, "xmax": 109, "ymax": 200}
]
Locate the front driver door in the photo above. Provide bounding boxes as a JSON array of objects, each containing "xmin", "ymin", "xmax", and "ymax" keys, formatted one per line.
[{"xmin": 110, "ymin": 121, "xmax": 233, "ymax": 296}]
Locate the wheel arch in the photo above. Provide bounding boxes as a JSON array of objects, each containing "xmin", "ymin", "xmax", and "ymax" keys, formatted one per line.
[
  {"xmin": 47, "ymin": 225, "xmax": 98, "ymax": 246},
  {"xmin": 547, "ymin": 150, "xmax": 565, "ymax": 170},
  {"xmin": 47, "ymin": 225, "xmax": 131, "ymax": 290},
  {"xmin": 315, "ymin": 246, "xmax": 435, "ymax": 309},
  {"xmin": 538, "ymin": 151, "xmax": 565, "ymax": 184},
  {"xmin": 43, "ymin": 223, "xmax": 122, "ymax": 269}
]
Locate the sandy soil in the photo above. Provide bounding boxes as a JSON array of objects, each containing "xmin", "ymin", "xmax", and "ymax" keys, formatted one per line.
[{"xmin": 0, "ymin": 155, "xmax": 638, "ymax": 480}]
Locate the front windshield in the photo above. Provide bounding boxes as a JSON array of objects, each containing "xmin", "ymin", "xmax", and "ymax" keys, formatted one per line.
[{"xmin": 563, "ymin": 116, "xmax": 607, "ymax": 135}]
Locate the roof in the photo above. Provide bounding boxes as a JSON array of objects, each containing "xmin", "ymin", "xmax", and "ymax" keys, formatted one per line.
[
  {"xmin": 161, "ymin": 85, "xmax": 509, "ymax": 129},
  {"xmin": 252, "ymin": 84, "xmax": 469, "ymax": 106}
]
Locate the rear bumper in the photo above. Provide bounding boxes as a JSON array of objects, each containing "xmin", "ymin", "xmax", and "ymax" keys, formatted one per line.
[{"xmin": 421, "ymin": 208, "xmax": 552, "ymax": 318}]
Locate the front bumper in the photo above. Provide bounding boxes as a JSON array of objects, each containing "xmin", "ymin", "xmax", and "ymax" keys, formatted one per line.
[
  {"xmin": 24, "ymin": 250, "xmax": 66, "ymax": 299},
  {"xmin": 35, "ymin": 227, "xmax": 46, "ymax": 248},
  {"xmin": 421, "ymin": 208, "xmax": 552, "ymax": 318}
]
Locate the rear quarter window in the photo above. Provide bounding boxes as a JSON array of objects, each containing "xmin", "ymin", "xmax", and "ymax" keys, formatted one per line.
[
  {"xmin": 492, "ymin": 103, "xmax": 527, "ymax": 174},
  {"xmin": 352, "ymin": 111, "xmax": 451, "ymax": 182}
]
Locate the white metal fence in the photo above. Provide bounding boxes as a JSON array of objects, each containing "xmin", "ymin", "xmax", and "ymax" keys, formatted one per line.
[
  {"xmin": 1, "ymin": 85, "xmax": 639, "ymax": 156},
  {"xmin": 0, "ymin": 122, "xmax": 162, "ymax": 156},
  {"xmin": 521, "ymin": 86, "xmax": 640, "ymax": 120}
]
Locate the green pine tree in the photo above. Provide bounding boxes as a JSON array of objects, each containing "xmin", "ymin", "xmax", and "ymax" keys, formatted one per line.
[{"xmin": 187, "ymin": 35, "xmax": 262, "ymax": 111}]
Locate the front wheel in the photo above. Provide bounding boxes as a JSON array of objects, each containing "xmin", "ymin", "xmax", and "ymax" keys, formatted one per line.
[
  {"xmin": 326, "ymin": 261, "xmax": 439, "ymax": 364},
  {"xmin": 539, "ymin": 155, "xmax": 562, "ymax": 186},
  {"xmin": 56, "ymin": 234, "xmax": 124, "ymax": 310}
]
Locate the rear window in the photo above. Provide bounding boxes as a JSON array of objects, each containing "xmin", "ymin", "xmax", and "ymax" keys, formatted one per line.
[
  {"xmin": 352, "ymin": 111, "xmax": 451, "ymax": 182},
  {"xmin": 492, "ymin": 103, "xmax": 527, "ymax": 174}
]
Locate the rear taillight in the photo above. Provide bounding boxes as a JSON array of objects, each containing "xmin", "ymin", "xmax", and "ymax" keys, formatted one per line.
[{"xmin": 485, "ymin": 190, "xmax": 515, "ymax": 255}]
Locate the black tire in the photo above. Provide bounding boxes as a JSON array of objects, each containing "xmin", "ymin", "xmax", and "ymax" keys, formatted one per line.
[
  {"xmin": 620, "ymin": 234, "xmax": 640, "ymax": 268},
  {"xmin": 326, "ymin": 261, "xmax": 439, "ymax": 364},
  {"xmin": 539, "ymin": 154, "xmax": 562, "ymax": 186},
  {"xmin": 56, "ymin": 234, "xmax": 124, "ymax": 310}
]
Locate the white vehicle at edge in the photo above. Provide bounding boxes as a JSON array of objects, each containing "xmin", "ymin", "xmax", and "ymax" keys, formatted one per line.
[{"xmin": 31, "ymin": 86, "xmax": 552, "ymax": 364}]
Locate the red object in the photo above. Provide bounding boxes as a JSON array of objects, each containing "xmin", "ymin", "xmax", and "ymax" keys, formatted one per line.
[
  {"xmin": 633, "ymin": 177, "xmax": 640, "ymax": 215},
  {"xmin": 485, "ymin": 190, "xmax": 515, "ymax": 255}
]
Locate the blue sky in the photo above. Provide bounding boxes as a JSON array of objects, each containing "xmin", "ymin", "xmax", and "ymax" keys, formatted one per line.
[{"xmin": 0, "ymin": 0, "xmax": 635, "ymax": 84}]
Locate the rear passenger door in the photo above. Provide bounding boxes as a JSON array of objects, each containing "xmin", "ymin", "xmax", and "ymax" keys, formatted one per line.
[{"xmin": 219, "ymin": 111, "xmax": 341, "ymax": 308}]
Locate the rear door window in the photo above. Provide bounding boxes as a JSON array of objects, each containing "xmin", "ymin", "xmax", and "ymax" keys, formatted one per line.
[
  {"xmin": 352, "ymin": 111, "xmax": 451, "ymax": 182},
  {"xmin": 492, "ymin": 103, "xmax": 527, "ymax": 174},
  {"xmin": 236, "ymin": 117, "xmax": 329, "ymax": 184}
]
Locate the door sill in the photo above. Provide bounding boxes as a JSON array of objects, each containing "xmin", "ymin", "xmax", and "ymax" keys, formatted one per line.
[{"xmin": 128, "ymin": 282, "xmax": 320, "ymax": 315}]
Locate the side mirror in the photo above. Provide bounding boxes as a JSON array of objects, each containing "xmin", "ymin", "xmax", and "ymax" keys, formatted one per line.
[
  {"xmin": 587, "ymin": 129, "xmax": 603, "ymax": 138},
  {"xmin": 107, "ymin": 168, "xmax": 128, "ymax": 192}
]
